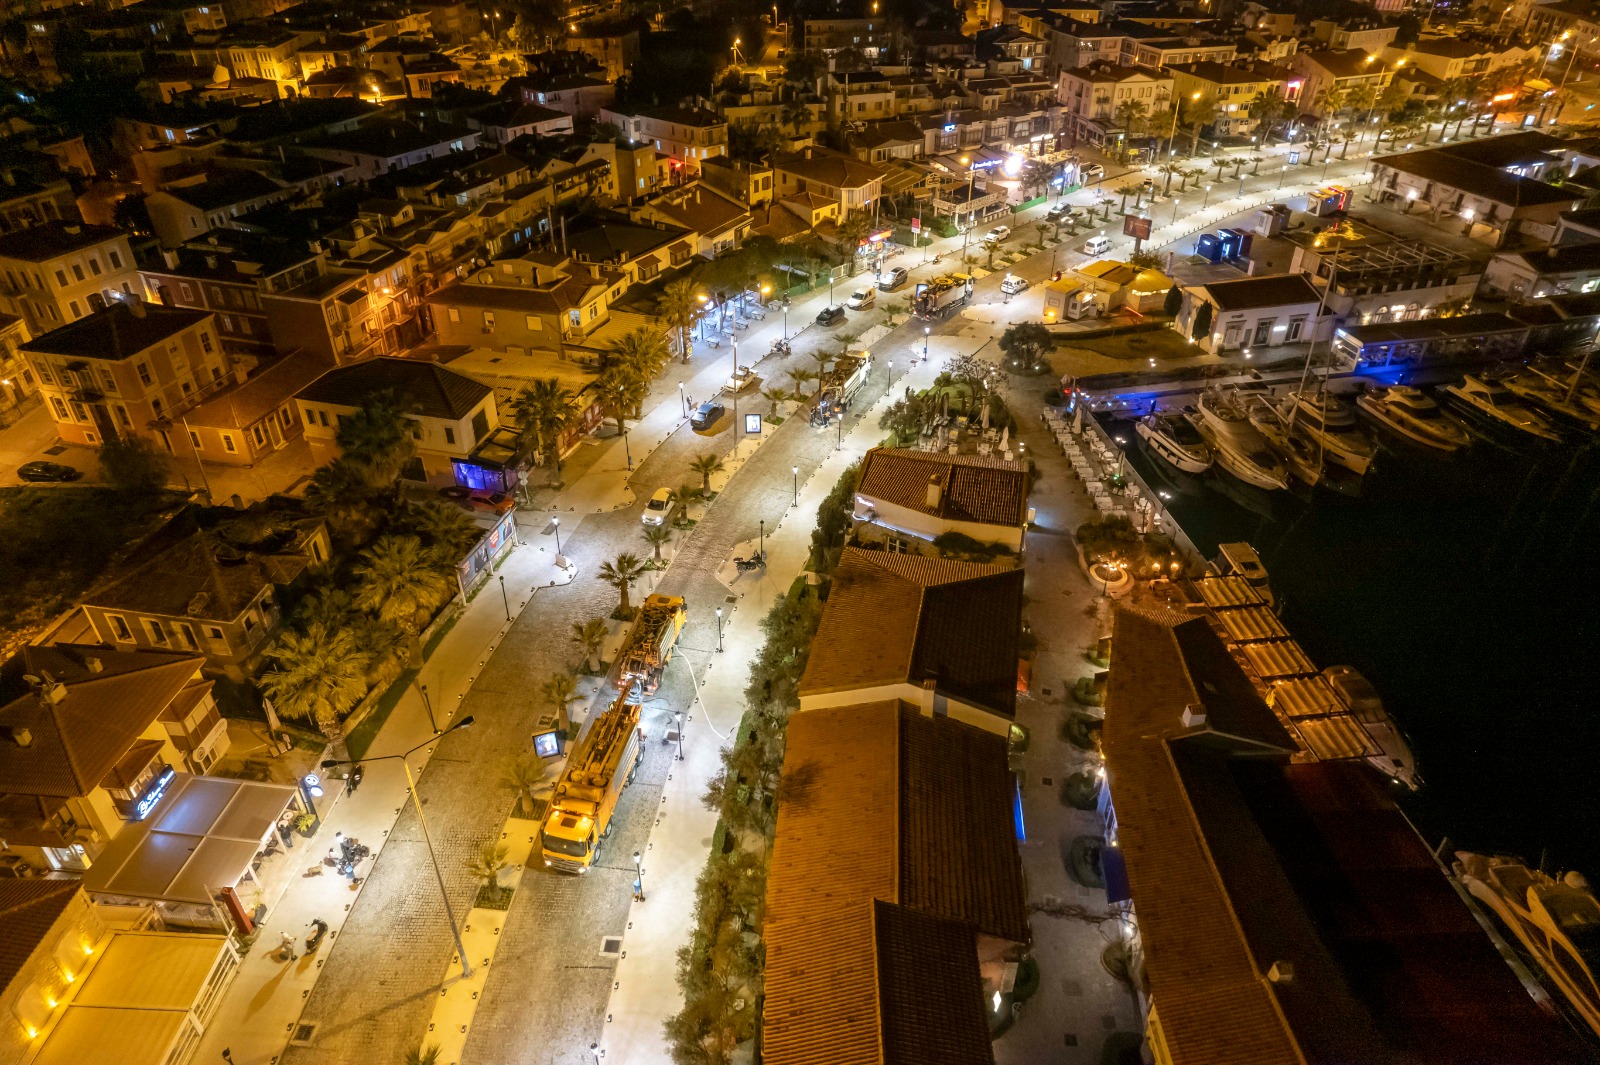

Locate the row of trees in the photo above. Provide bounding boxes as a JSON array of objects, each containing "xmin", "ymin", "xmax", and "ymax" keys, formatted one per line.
[{"xmin": 664, "ymin": 462, "xmax": 857, "ymax": 1065}]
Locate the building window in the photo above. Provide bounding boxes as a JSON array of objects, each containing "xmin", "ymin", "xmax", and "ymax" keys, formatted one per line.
[
  {"xmin": 107, "ymin": 614, "xmax": 133, "ymax": 641},
  {"xmin": 180, "ymin": 283, "xmax": 194, "ymax": 301},
  {"xmin": 68, "ymin": 300, "xmax": 80, "ymax": 319},
  {"xmin": 109, "ymin": 250, "xmax": 123, "ymax": 269},
  {"xmin": 137, "ymin": 361, "xmax": 152, "ymax": 386},
  {"xmin": 51, "ymin": 396, "xmax": 68, "ymax": 419},
  {"xmin": 482, "ymin": 311, "xmax": 495, "ymax": 329},
  {"xmin": 887, "ymin": 534, "xmax": 911, "ymax": 554},
  {"xmin": 222, "ymin": 434, "xmax": 236, "ymax": 453},
  {"xmin": 54, "ymin": 269, "xmax": 67, "ymax": 287},
  {"xmin": 448, "ymin": 307, "xmax": 460, "ymax": 323},
  {"xmin": 143, "ymin": 618, "xmax": 169, "ymax": 645},
  {"xmin": 89, "ymin": 257, "xmax": 101, "ymax": 276},
  {"xmin": 189, "ymin": 430, "xmax": 202, "ymax": 449},
  {"xmin": 200, "ymin": 331, "xmax": 214, "ymax": 354},
  {"xmin": 443, "ymin": 426, "xmax": 456, "ymax": 445}
]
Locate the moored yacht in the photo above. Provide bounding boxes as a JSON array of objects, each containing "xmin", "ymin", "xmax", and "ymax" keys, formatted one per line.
[
  {"xmin": 1322, "ymin": 664, "xmax": 1420, "ymax": 790},
  {"xmin": 1242, "ymin": 394, "xmax": 1322, "ymax": 486},
  {"xmin": 1452, "ymin": 851, "xmax": 1600, "ymax": 1040},
  {"xmin": 1442, "ymin": 374, "xmax": 1563, "ymax": 444},
  {"xmin": 1279, "ymin": 389, "xmax": 1376, "ymax": 475},
  {"xmin": 1500, "ymin": 369, "xmax": 1600, "ymax": 433},
  {"xmin": 1135, "ymin": 410, "xmax": 1213, "ymax": 474},
  {"xmin": 1356, "ymin": 385, "xmax": 1473, "ymax": 453},
  {"xmin": 1188, "ymin": 391, "xmax": 1290, "ymax": 491}
]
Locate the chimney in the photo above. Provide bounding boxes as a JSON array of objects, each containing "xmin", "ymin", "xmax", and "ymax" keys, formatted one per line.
[
  {"xmin": 1, "ymin": 725, "xmax": 32, "ymax": 747},
  {"xmin": 804, "ymin": 145, "xmax": 813, "ymax": 159},
  {"xmin": 1267, "ymin": 961, "xmax": 1295, "ymax": 984},
  {"xmin": 924, "ymin": 473, "xmax": 942, "ymax": 509},
  {"xmin": 1181, "ymin": 702, "xmax": 1207, "ymax": 728},
  {"xmin": 162, "ymin": 248, "xmax": 181, "ymax": 269},
  {"xmin": 84, "ymin": 656, "xmax": 103, "ymax": 673},
  {"xmin": 920, "ymin": 678, "xmax": 937, "ymax": 718},
  {"xmin": 128, "ymin": 299, "xmax": 147, "ymax": 318}
]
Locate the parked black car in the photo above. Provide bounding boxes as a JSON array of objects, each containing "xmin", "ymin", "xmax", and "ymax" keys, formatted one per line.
[
  {"xmin": 17, "ymin": 461, "xmax": 82, "ymax": 482},
  {"xmin": 690, "ymin": 400, "xmax": 726, "ymax": 430},
  {"xmin": 815, "ymin": 306, "xmax": 846, "ymax": 326}
]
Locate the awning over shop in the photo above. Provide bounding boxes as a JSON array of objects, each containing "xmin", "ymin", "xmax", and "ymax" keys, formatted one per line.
[
  {"xmin": 81, "ymin": 773, "xmax": 295, "ymax": 905},
  {"xmin": 30, "ymin": 930, "xmax": 237, "ymax": 1065}
]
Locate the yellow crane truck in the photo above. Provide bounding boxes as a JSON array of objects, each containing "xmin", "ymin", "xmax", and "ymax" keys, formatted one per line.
[
  {"xmin": 540, "ymin": 681, "xmax": 643, "ymax": 874},
  {"xmin": 618, "ymin": 593, "xmax": 687, "ymax": 693}
]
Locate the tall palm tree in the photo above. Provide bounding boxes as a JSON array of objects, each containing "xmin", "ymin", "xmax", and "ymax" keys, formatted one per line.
[
  {"xmin": 594, "ymin": 367, "xmax": 646, "ymax": 433},
  {"xmin": 641, "ymin": 523, "xmax": 672, "ymax": 563},
  {"xmin": 512, "ymin": 377, "xmax": 577, "ymax": 473},
  {"xmin": 570, "ymin": 617, "xmax": 608, "ymax": 673},
  {"xmin": 597, "ymin": 552, "xmax": 645, "ymax": 618},
  {"xmin": 499, "ymin": 754, "xmax": 550, "ymax": 818},
  {"xmin": 607, "ymin": 327, "xmax": 671, "ymax": 380},
  {"xmin": 1112, "ymin": 99, "xmax": 1148, "ymax": 162},
  {"xmin": 1115, "ymin": 183, "xmax": 1143, "ymax": 213},
  {"xmin": 352, "ymin": 535, "xmax": 452, "ymax": 661},
  {"xmin": 540, "ymin": 671, "xmax": 580, "ymax": 733},
  {"xmin": 261, "ymin": 622, "xmax": 371, "ymax": 740},
  {"xmin": 657, "ymin": 278, "xmax": 700, "ymax": 362},
  {"xmin": 781, "ymin": 98, "xmax": 810, "ymax": 136},
  {"xmin": 787, "ymin": 369, "xmax": 816, "ymax": 397},
  {"xmin": 1183, "ymin": 94, "xmax": 1218, "ymax": 158},
  {"xmin": 335, "ymin": 391, "xmax": 417, "ymax": 489},
  {"xmin": 304, "ymin": 458, "xmax": 384, "ymax": 546},
  {"xmin": 808, "ymin": 349, "xmax": 833, "ymax": 388},
  {"xmin": 834, "ymin": 212, "xmax": 873, "ymax": 260},
  {"xmin": 761, "ymin": 385, "xmax": 790, "ymax": 418},
  {"xmin": 689, "ymin": 452, "xmax": 725, "ymax": 493}
]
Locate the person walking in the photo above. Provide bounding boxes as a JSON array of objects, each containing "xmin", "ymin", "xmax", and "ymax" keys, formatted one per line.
[
  {"xmin": 348, "ymin": 764, "xmax": 363, "ymax": 793},
  {"xmin": 279, "ymin": 931, "xmax": 298, "ymax": 961}
]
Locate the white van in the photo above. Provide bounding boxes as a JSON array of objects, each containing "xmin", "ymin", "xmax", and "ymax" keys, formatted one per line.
[{"xmin": 1083, "ymin": 235, "xmax": 1113, "ymax": 255}]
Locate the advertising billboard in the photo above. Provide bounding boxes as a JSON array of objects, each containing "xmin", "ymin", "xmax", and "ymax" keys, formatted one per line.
[{"xmin": 1123, "ymin": 215, "xmax": 1152, "ymax": 240}]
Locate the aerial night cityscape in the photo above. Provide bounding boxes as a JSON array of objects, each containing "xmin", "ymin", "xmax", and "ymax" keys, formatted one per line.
[{"xmin": 4, "ymin": 0, "xmax": 1600, "ymax": 1059}]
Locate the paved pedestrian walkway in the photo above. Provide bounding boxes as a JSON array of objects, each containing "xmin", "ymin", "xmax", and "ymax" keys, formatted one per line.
[{"xmin": 195, "ymin": 538, "xmax": 572, "ymax": 1065}]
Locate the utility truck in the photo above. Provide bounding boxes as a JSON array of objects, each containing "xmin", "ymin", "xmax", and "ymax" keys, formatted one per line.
[
  {"xmin": 618, "ymin": 594, "xmax": 687, "ymax": 693},
  {"xmin": 540, "ymin": 681, "xmax": 643, "ymax": 874}
]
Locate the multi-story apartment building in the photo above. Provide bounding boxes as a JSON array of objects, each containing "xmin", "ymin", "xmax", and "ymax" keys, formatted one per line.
[
  {"xmin": 141, "ymin": 231, "xmax": 324, "ymax": 359},
  {"xmin": 20, "ymin": 301, "xmax": 227, "ymax": 448},
  {"xmin": 1056, "ymin": 63, "xmax": 1173, "ymax": 149},
  {"xmin": 598, "ymin": 105, "xmax": 728, "ymax": 177},
  {"xmin": 514, "ymin": 71, "xmax": 616, "ymax": 119},
  {"xmin": 0, "ymin": 312, "xmax": 36, "ymax": 418},
  {"xmin": 427, "ymin": 252, "xmax": 622, "ymax": 359},
  {"xmin": 771, "ymin": 147, "xmax": 885, "ymax": 218},
  {"xmin": 0, "ymin": 222, "xmax": 142, "ymax": 339},
  {"xmin": 144, "ymin": 169, "xmax": 298, "ymax": 248},
  {"xmin": 1165, "ymin": 60, "xmax": 1293, "ymax": 138},
  {"xmin": 298, "ymin": 118, "xmax": 479, "ymax": 181},
  {"xmin": 1289, "ymin": 50, "xmax": 1395, "ymax": 116},
  {"xmin": 260, "ymin": 264, "xmax": 410, "ymax": 365},
  {"xmin": 1379, "ymin": 38, "xmax": 1536, "ymax": 83},
  {"xmin": 0, "ymin": 172, "xmax": 80, "ymax": 234},
  {"xmin": 1309, "ymin": 18, "xmax": 1397, "ymax": 53},
  {"xmin": 803, "ymin": 17, "xmax": 895, "ymax": 58}
]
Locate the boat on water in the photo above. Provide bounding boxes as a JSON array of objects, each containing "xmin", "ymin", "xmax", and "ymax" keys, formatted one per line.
[
  {"xmin": 1242, "ymin": 393, "xmax": 1323, "ymax": 487},
  {"xmin": 1188, "ymin": 391, "xmax": 1290, "ymax": 491},
  {"xmin": 1279, "ymin": 389, "xmax": 1377, "ymax": 475},
  {"xmin": 1499, "ymin": 369, "xmax": 1600, "ymax": 433},
  {"xmin": 1135, "ymin": 410, "xmax": 1213, "ymax": 474},
  {"xmin": 1526, "ymin": 358, "xmax": 1600, "ymax": 417},
  {"xmin": 1211, "ymin": 541, "xmax": 1274, "ymax": 607},
  {"xmin": 1321, "ymin": 664, "xmax": 1420, "ymax": 790},
  {"xmin": 1356, "ymin": 385, "xmax": 1474, "ymax": 453},
  {"xmin": 1452, "ymin": 851, "xmax": 1600, "ymax": 1040},
  {"xmin": 1441, "ymin": 374, "xmax": 1563, "ymax": 444}
]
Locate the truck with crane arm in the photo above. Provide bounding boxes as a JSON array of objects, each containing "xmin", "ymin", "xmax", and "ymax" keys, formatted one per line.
[{"xmin": 540, "ymin": 680, "xmax": 643, "ymax": 874}]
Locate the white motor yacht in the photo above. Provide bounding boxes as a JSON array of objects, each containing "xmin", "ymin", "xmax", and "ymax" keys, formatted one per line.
[
  {"xmin": 1442, "ymin": 374, "xmax": 1563, "ymax": 444},
  {"xmin": 1500, "ymin": 369, "xmax": 1600, "ymax": 433},
  {"xmin": 1135, "ymin": 410, "xmax": 1213, "ymax": 474},
  {"xmin": 1279, "ymin": 390, "xmax": 1376, "ymax": 475},
  {"xmin": 1322, "ymin": 664, "xmax": 1420, "ymax": 790},
  {"xmin": 1356, "ymin": 385, "xmax": 1473, "ymax": 453},
  {"xmin": 1189, "ymin": 391, "xmax": 1290, "ymax": 491},
  {"xmin": 1452, "ymin": 851, "xmax": 1600, "ymax": 1040},
  {"xmin": 1242, "ymin": 394, "xmax": 1322, "ymax": 486}
]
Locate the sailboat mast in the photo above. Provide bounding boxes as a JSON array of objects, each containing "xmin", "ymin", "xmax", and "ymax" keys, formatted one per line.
[{"xmin": 1289, "ymin": 244, "xmax": 1338, "ymax": 432}]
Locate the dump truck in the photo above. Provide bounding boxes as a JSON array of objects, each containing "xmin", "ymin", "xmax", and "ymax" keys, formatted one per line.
[
  {"xmin": 540, "ymin": 681, "xmax": 643, "ymax": 874},
  {"xmin": 618, "ymin": 593, "xmax": 687, "ymax": 693},
  {"xmin": 913, "ymin": 273, "xmax": 973, "ymax": 319},
  {"xmin": 815, "ymin": 353, "xmax": 871, "ymax": 416}
]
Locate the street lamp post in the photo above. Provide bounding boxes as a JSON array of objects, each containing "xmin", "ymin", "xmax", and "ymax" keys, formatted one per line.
[
  {"xmin": 759, "ymin": 518, "xmax": 765, "ymax": 559},
  {"xmin": 623, "ymin": 426, "xmax": 632, "ymax": 470},
  {"xmin": 715, "ymin": 607, "xmax": 724, "ymax": 652},
  {"xmin": 1170, "ymin": 196, "xmax": 1181, "ymax": 225},
  {"xmin": 416, "ymin": 680, "xmax": 439, "ymax": 734},
  {"xmin": 1278, "ymin": 163, "xmax": 1289, "ymax": 189},
  {"xmin": 674, "ymin": 711, "xmax": 684, "ymax": 761},
  {"xmin": 781, "ymin": 299, "xmax": 790, "ymax": 340},
  {"xmin": 552, "ymin": 516, "xmax": 562, "ymax": 556},
  {"xmin": 792, "ymin": 465, "xmax": 798, "ymax": 505},
  {"xmin": 923, "ymin": 326, "xmax": 930, "ymax": 359},
  {"xmin": 498, "ymin": 575, "xmax": 510, "ymax": 620},
  {"xmin": 321, "ymin": 717, "xmax": 477, "ymax": 978},
  {"xmin": 1202, "ymin": 183, "xmax": 1213, "ymax": 209},
  {"xmin": 679, "ymin": 382, "xmax": 686, "ymax": 418},
  {"xmin": 1164, "ymin": 92, "xmax": 1201, "ymax": 195},
  {"xmin": 632, "ymin": 850, "xmax": 645, "ymax": 901},
  {"xmin": 959, "ymin": 155, "xmax": 978, "ymax": 266}
]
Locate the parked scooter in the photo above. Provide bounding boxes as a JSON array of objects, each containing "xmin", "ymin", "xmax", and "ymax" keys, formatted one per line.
[
  {"xmin": 770, "ymin": 339, "xmax": 791, "ymax": 357},
  {"xmin": 733, "ymin": 552, "xmax": 767, "ymax": 573},
  {"xmin": 305, "ymin": 918, "xmax": 330, "ymax": 954}
]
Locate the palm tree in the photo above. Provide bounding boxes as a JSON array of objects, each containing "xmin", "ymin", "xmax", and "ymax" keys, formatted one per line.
[
  {"xmin": 642, "ymin": 523, "xmax": 672, "ymax": 563},
  {"xmin": 607, "ymin": 327, "xmax": 671, "ymax": 380},
  {"xmin": 304, "ymin": 458, "xmax": 384, "ymax": 546},
  {"xmin": 403, "ymin": 1044, "xmax": 442, "ymax": 1065},
  {"xmin": 1115, "ymin": 183, "xmax": 1143, "ymax": 213},
  {"xmin": 261, "ymin": 622, "xmax": 372, "ymax": 740},
  {"xmin": 540, "ymin": 671, "xmax": 579, "ymax": 733},
  {"xmin": 781, "ymin": 98, "xmax": 810, "ymax": 136},
  {"xmin": 689, "ymin": 452, "xmax": 725, "ymax": 493},
  {"xmin": 511, "ymin": 377, "xmax": 577, "ymax": 474},
  {"xmin": 594, "ymin": 367, "xmax": 646, "ymax": 433},
  {"xmin": 352, "ymin": 535, "xmax": 452, "ymax": 661},
  {"xmin": 808, "ymin": 349, "xmax": 833, "ymax": 388},
  {"xmin": 335, "ymin": 391, "xmax": 416, "ymax": 489},
  {"xmin": 787, "ymin": 368, "xmax": 816, "ymax": 397},
  {"xmin": 464, "ymin": 841, "xmax": 510, "ymax": 893},
  {"xmin": 1184, "ymin": 94, "xmax": 1218, "ymax": 158},
  {"xmin": 657, "ymin": 278, "xmax": 700, "ymax": 362},
  {"xmin": 597, "ymin": 552, "xmax": 645, "ymax": 618},
  {"xmin": 760, "ymin": 385, "xmax": 790, "ymax": 418},
  {"xmin": 571, "ymin": 617, "xmax": 608, "ymax": 673},
  {"xmin": 499, "ymin": 754, "xmax": 550, "ymax": 818},
  {"xmin": 668, "ymin": 484, "xmax": 703, "ymax": 515},
  {"xmin": 1112, "ymin": 98, "xmax": 1148, "ymax": 161}
]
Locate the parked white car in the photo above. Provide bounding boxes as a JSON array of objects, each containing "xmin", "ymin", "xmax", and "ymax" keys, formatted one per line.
[
  {"xmin": 847, "ymin": 288, "xmax": 876, "ymax": 309},
  {"xmin": 984, "ymin": 225, "xmax": 1011, "ymax": 244},
  {"xmin": 1000, "ymin": 274, "xmax": 1029, "ymax": 295}
]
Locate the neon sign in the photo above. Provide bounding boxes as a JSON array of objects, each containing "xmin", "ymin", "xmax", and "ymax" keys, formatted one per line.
[{"xmin": 134, "ymin": 766, "xmax": 177, "ymax": 820}]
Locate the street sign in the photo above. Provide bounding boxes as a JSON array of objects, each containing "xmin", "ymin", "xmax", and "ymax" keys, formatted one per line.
[
  {"xmin": 744, "ymin": 413, "xmax": 763, "ymax": 435},
  {"xmin": 1123, "ymin": 215, "xmax": 1152, "ymax": 240},
  {"xmin": 911, "ymin": 216, "xmax": 921, "ymax": 232}
]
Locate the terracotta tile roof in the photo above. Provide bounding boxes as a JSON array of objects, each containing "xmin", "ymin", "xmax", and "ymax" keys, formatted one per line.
[
  {"xmin": 873, "ymin": 901, "xmax": 995, "ymax": 1065},
  {"xmin": 83, "ymin": 530, "xmax": 279, "ymax": 623},
  {"xmin": 296, "ymin": 355, "xmax": 492, "ymax": 420},
  {"xmin": 0, "ymin": 880, "xmax": 81, "ymax": 991},
  {"xmin": 773, "ymin": 148, "xmax": 886, "ymax": 191},
  {"xmin": 0, "ymin": 649, "xmax": 202, "ymax": 799},
  {"xmin": 763, "ymin": 702, "xmax": 1025, "ymax": 1065},
  {"xmin": 187, "ymin": 348, "xmax": 332, "ymax": 432},
  {"xmin": 799, "ymin": 548, "xmax": 1022, "ymax": 717},
  {"xmin": 20, "ymin": 304, "xmax": 210, "ymax": 362},
  {"xmin": 855, "ymin": 446, "xmax": 1029, "ymax": 528}
]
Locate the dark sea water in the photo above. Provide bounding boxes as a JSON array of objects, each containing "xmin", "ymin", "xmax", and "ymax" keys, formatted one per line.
[{"xmin": 1104, "ymin": 413, "xmax": 1600, "ymax": 876}]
